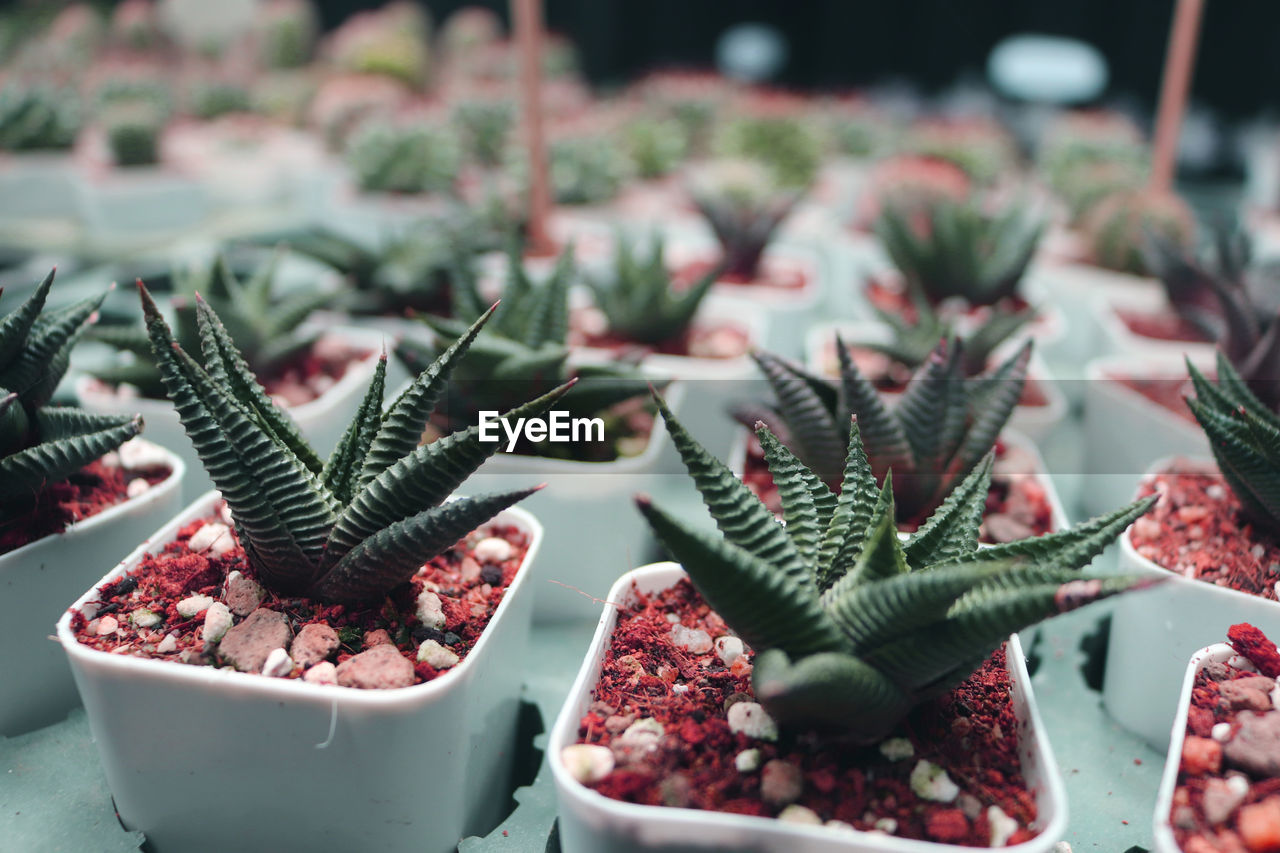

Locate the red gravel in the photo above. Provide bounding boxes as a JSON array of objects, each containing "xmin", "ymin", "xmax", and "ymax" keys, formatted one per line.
[
  {"xmin": 1112, "ymin": 375, "xmax": 1199, "ymax": 425},
  {"xmin": 1116, "ymin": 309, "xmax": 1212, "ymax": 345},
  {"xmin": 675, "ymin": 258, "xmax": 809, "ymax": 292},
  {"xmin": 575, "ymin": 578, "xmax": 1039, "ymax": 846},
  {"xmin": 862, "ymin": 276, "xmax": 1034, "ymax": 321},
  {"xmin": 0, "ymin": 459, "xmax": 171, "ymax": 555},
  {"xmin": 260, "ymin": 343, "xmax": 375, "ymax": 405},
  {"xmin": 69, "ymin": 504, "xmax": 530, "ymax": 686},
  {"xmin": 575, "ymin": 318, "xmax": 751, "ymax": 360},
  {"xmin": 1131, "ymin": 469, "xmax": 1280, "ymax": 600}
]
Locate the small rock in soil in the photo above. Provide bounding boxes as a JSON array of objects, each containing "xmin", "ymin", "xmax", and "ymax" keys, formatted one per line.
[
  {"xmin": 480, "ymin": 563, "xmax": 503, "ymax": 586},
  {"xmin": 202, "ymin": 602, "xmax": 232, "ymax": 643},
  {"xmin": 156, "ymin": 634, "xmax": 177, "ymax": 654},
  {"xmin": 660, "ymin": 773, "xmax": 692, "ymax": 807},
  {"xmin": 760, "ymin": 759, "xmax": 803, "ymax": 807},
  {"xmin": 603, "ymin": 714, "xmax": 632, "ymax": 734},
  {"xmin": 222, "ymin": 571, "xmax": 264, "ymax": 616},
  {"xmin": 416, "ymin": 639, "xmax": 459, "ymax": 669},
  {"xmin": 189, "ymin": 522, "xmax": 235, "ymax": 557},
  {"xmin": 1184, "ymin": 735, "xmax": 1224, "ymax": 776},
  {"xmin": 561, "ymin": 744, "xmax": 614, "ymax": 784},
  {"xmin": 416, "ymin": 590, "xmax": 445, "ymax": 629},
  {"xmin": 727, "ymin": 701, "xmax": 777, "ymax": 741},
  {"xmin": 219, "ymin": 609, "xmax": 292, "ymax": 673},
  {"xmin": 459, "ymin": 557, "xmax": 482, "ymax": 583},
  {"xmin": 291, "ymin": 623, "xmax": 340, "ymax": 668},
  {"xmin": 925, "ymin": 809, "xmax": 970, "ymax": 842},
  {"xmin": 957, "ymin": 793, "xmax": 982, "ymax": 820},
  {"xmin": 262, "ymin": 648, "xmax": 293, "ymax": 677},
  {"xmin": 303, "ymin": 661, "xmax": 337, "ymax": 685},
  {"xmin": 130, "ymin": 609, "xmax": 161, "ymax": 628},
  {"xmin": 1225, "ymin": 712, "xmax": 1280, "ymax": 776},
  {"xmin": 176, "ymin": 594, "xmax": 214, "ymax": 618},
  {"xmin": 1238, "ymin": 797, "xmax": 1280, "ymax": 852},
  {"xmin": 363, "ymin": 628, "xmax": 393, "ymax": 647},
  {"xmin": 879, "ymin": 737, "xmax": 914, "ymax": 761},
  {"xmin": 989, "ymin": 805, "xmax": 1018, "ymax": 847},
  {"xmin": 777, "ymin": 804, "xmax": 821, "ymax": 824},
  {"xmin": 96, "ymin": 615, "xmax": 119, "ymax": 636},
  {"xmin": 1214, "ymin": 723, "xmax": 1234, "ymax": 742},
  {"xmin": 715, "ymin": 636, "xmax": 744, "ymax": 666},
  {"xmin": 670, "ymin": 624, "xmax": 712, "ymax": 654},
  {"xmin": 335, "ymin": 644, "xmax": 414, "ymax": 689},
  {"xmin": 612, "ymin": 718, "xmax": 664, "ymax": 764},
  {"xmin": 118, "ymin": 438, "xmax": 169, "ymax": 470},
  {"xmin": 735, "ymin": 748, "xmax": 761, "ymax": 772},
  {"xmin": 1220, "ymin": 676, "xmax": 1276, "ymax": 712},
  {"xmin": 874, "ymin": 817, "xmax": 898, "ymax": 834},
  {"xmin": 1203, "ymin": 777, "xmax": 1248, "ymax": 825},
  {"xmin": 473, "ymin": 536, "xmax": 513, "ymax": 564},
  {"xmin": 911, "ymin": 760, "xmax": 960, "ymax": 803},
  {"xmin": 126, "ymin": 478, "xmax": 150, "ymax": 498}
]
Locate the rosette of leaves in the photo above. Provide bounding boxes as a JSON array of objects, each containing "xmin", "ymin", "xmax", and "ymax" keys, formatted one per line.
[
  {"xmin": 137, "ymin": 284, "xmax": 559, "ymax": 604},
  {"xmin": 829, "ymin": 104, "xmax": 897, "ymax": 159},
  {"xmin": 0, "ymin": 82, "xmax": 80, "ymax": 151},
  {"xmin": 0, "ymin": 271, "xmax": 142, "ymax": 508},
  {"xmin": 874, "ymin": 197, "xmax": 1045, "ymax": 308},
  {"xmin": 87, "ymin": 253, "xmax": 333, "ymax": 399},
  {"xmin": 865, "ymin": 295, "xmax": 1033, "ymax": 378},
  {"xmin": 904, "ymin": 120, "xmax": 1017, "ymax": 187},
  {"xmin": 1082, "ymin": 189, "xmax": 1196, "ymax": 276},
  {"xmin": 103, "ymin": 100, "xmax": 165, "ymax": 168},
  {"xmin": 547, "ymin": 136, "xmax": 631, "ymax": 206},
  {"xmin": 400, "ymin": 243, "xmax": 655, "ymax": 457},
  {"xmin": 346, "ymin": 118, "xmax": 460, "ymax": 195},
  {"xmin": 1187, "ymin": 353, "xmax": 1280, "ymax": 527},
  {"xmin": 735, "ymin": 338, "xmax": 1030, "ymax": 522},
  {"xmin": 622, "ymin": 116, "xmax": 688, "ymax": 180},
  {"xmin": 586, "ymin": 235, "xmax": 720, "ymax": 346},
  {"xmin": 637, "ymin": 393, "xmax": 1158, "ymax": 738},
  {"xmin": 187, "ymin": 80, "xmax": 251, "ymax": 120},
  {"xmin": 713, "ymin": 114, "xmax": 822, "ymax": 190},
  {"xmin": 1038, "ymin": 112, "xmax": 1148, "ymax": 224},
  {"xmin": 453, "ymin": 99, "xmax": 512, "ymax": 169},
  {"xmin": 688, "ymin": 160, "xmax": 801, "ymax": 282}
]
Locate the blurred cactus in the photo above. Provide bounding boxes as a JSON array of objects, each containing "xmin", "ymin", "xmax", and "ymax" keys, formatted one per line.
[
  {"xmin": 1082, "ymin": 189, "xmax": 1197, "ymax": 276},
  {"xmin": 103, "ymin": 101, "xmax": 165, "ymax": 168},
  {"xmin": 453, "ymin": 99, "xmax": 512, "ymax": 169},
  {"xmin": 109, "ymin": 0, "xmax": 162, "ymax": 53},
  {"xmin": 689, "ymin": 159, "xmax": 800, "ymax": 281},
  {"xmin": 546, "ymin": 136, "xmax": 632, "ymax": 205},
  {"xmin": 326, "ymin": 3, "xmax": 431, "ymax": 90},
  {"xmin": 439, "ymin": 6, "xmax": 502, "ymax": 61},
  {"xmin": 622, "ymin": 115, "xmax": 688, "ymax": 180},
  {"xmin": 855, "ymin": 155, "xmax": 972, "ymax": 229},
  {"xmin": 904, "ymin": 119, "xmax": 1017, "ymax": 187},
  {"xmin": 714, "ymin": 114, "xmax": 822, "ymax": 189},
  {"xmin": 0, "ymin": 83, "xmax": 81, "ymax": 151},
  {"xmin": 255, "ymin": 0, "xmax": 318, "ymax": 70},
  {"xmin": 188, "ymin": 79, "xmax": 251, "ymax": 120},
  {"xmin": 346, "ymin": 118, "xmax": 460, "ymax": 195}
]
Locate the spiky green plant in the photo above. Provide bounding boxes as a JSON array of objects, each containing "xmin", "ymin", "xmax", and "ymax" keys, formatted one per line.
[
  {"xmin": 256, "ymin": 0, "xmax": 318, "ymax": 70},
  {"xmin": 637, "ymin": 394, "xmax": 1158, "ymax": 738},
  {"xmin": 688, "ymin": 160, "xmax": 801, "ymax": 282},
  {"xmin": 904, "ymin": 120, "xmax": 1016, "ymax": 187},
  {"xmin": 0, "ymin": 271, "xmax": 143, "ymax": 508},
  {"xmin": 88, "ymin": 253, "xmax": 333, "ymax": 399},
  {"xmin": 874, "ymin": 197, "xmax": 1045, "ymax": 308},
  {"xmin": 346, "ymin": 118, "xmax": 459, "ymax": 195},
  {"xmin": 865, "ymin": 296, "xmax": 1034, "ymax": 378},
  {"xmin": 1187, "ymin": 353, "xmax": 1280, "ymax": 528},
  {"xmin": 547, "ymin": 136, "xmax": 632, "ymax": 206},
  {"xmin": 1082, "ymin": 189, "xmax": 1196, "ymax": 277},
  {"xmin": 622, "ymin": 116, "xmax": 688, "ymax": 180},
  {"xmin": 401, "ymin": 243, "xmax": 655, "ymax": 459},
  {"xmin": 453, "ymin": 100, "xmax": 512, "ymax": 169},
  {"xmin": 586, "ymin": 235, "xmax": 720, "ymax": 346},
  {"xmin": 713, "ymin": 114, "xmax": 822, "ymax": 190},
  {"xmin": 103, "ymin": 100, "xmax": 164, "ymax": 168},
  {"xmin": 736, "ymin": 338, "xmax": 1030, "ymax": 523},
  {"xmin": 187, "ymin": 80, "xmax": 251, "ymax": 120},
  {"xmin": 0, "ymin": 83, "xmax": 80, "ymax": 151},
  {"xmin": 138, "ymin": 284, "xmax": 558, "ymax": 603}
]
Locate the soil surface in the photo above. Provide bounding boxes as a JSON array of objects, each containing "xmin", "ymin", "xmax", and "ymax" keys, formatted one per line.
[
  {"xmin": 1131, "ymin": 468, "xmax": 1280, "ymax": 601},
  {"xmin": 675, "ymin": 258, "xmax": 809, "ymax": 292},
  {"xmin": 1112, "ymin": 375, "xmax": 1199, "ymax": 425},
  {"xmin": 573, "ymin": 578, "xmax": 1039, "ymax": 847},
  {"xmin": 1116, "ymin": 308, "xmax": 1212, "ymax": 345},
  {"xmin": 70, "ymin": 502, "xmax": 530, "ymax": 687},
  {"xmin": 571, "ymin": 309, "xmax": 752, "ymax": 361},
  {"xmin": 261, "ymin": 339, "xmax": 375, "ymax": 409},
  {"xmin": 863, "ymin": 276, "xmax": 1034, "ymax": 323},
  {"xmin": 0, "ymin": 457, "xmax": 171, "ymax": 556},
  {"xmin": 1169, "ymin": 624, "xmax": 1280, "ymax": 853}
]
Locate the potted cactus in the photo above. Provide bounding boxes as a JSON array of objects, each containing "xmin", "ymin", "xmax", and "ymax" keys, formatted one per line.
[
  {"xmin": 334, "ymin": 116, "xmax": 461, "ymax": 230},
  {"xmin": 903, "ymin": 118, "xmax": 1018, "ymax": 189},
  {"xmin": 75, "ymin": 252, "xmax": 385, "ymax": 499},
  {"xmin": 57, "ymin": 288, "xmax": 554, "ymax": 852},
  {"xmin": 1104, "ymin": 354, "xmax": 1280, "ymax": 749},
  {"xmin": 0, "ymin": 81, "xmax": 83, "ymax": 222},
  {"xmin": 848, "ymin": 155, "xmax": 973, "ymax": 236},
  {"xmin": 550, "ymin": 395, "xmax": 1157, "ymax": 850},
  {"xmin": 0, "ymin": 270, "xmax": 183, "ymax": 735}
]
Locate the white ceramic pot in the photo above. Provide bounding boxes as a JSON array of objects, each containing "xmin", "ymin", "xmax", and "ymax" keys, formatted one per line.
[
  {"xmin": 1088, "ymin": 288, "xmax": 1215, "ymax": 361},
  {"xmin": 0, "ymin": 152, "xmax": 80, "ymax": 221},
  {"xmin": 1150, "ymin": 642, "xmax": 1245, "ymax": 853},
  {"xmin": 76, "ymin": 169, "xmax": 212, "ymax": 244},
  {"xmin": 75, "ymin": 326, "xmax": 391, "ymax": 504},
  {"xmin": 548, "ymin": 562, "xmax": 1068, "ymax": 853},
  {"xmin": 0, "ymin": 439, "xmax": 184, "ymax": 735},
  {"xmin": 57, "ymin": 490, "xmax": 544, "ymax": 853},
  {"xmin": 1103, "ymin": 457, "xmax": 1280, "ymax": 752},
  {"xmin": 1079, "ymin": 353, "xmax": 1212, "ymax": 520}
]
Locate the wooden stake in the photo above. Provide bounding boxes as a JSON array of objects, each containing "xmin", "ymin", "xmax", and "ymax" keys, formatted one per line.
[
  {"xmin": 512, "ymin": 0, "xmax": 554, "ymax": 255},
  {"xmin": 1149, "ymin": 0, "xmax": 1205, "ymax": 193}
]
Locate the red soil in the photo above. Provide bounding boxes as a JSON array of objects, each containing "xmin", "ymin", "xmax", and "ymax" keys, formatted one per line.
[
  {"xmin": 1111, "ymin": 374, "xmax": 1200, "ymax": 425},
  {"xmin": 575, "ymin": 578, "xmax": 1039, "ymax": 846},
  {"xmin": 675, "ymin": 258, "xmax": 809, "ymax": 292},
  {"xmin": 576, "ymin": 319, "xmax": 751, "ymax": 361},
  {"xmin": 863, "ymin": 277, "xmax": 1033, "ymax": 322},
  {"xmin": 1116, "ymin": 309, "xmax": 1212, "ymax": 345},
  {"xmin": 70, "ymin": 505, "xmax": 529, "ymax": 686},
  {"xmin": 0, "ymin": 459, "xmax": 171, "ymax": 556}
]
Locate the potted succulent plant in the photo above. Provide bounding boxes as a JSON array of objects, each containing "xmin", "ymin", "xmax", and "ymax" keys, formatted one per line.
[
  {"xmin": 58, "ymin": 288, "xmax": 556, "ymax": 852},
  {"xmin": 75, "ymin": 252, "xmax": 386, "ymax": 499},
  {"xmin": 0, "ymin": 270, "xmax": 183, "ymax": 735},
  {"xmin": 1104, "ymin": 355, "xmax": 1280, "ymax": 750},
  {"xmin": 333, "ymin": 115, "xmax": 462, "ymax": 231},
  {"xmin": 1151, "ymin": 623, "xmax": 1280, "ymax": 853},
  {"xmin": 551, "ymin": 395, "xmax": 1157, "ymax": 850},
  {"xmin": 0, "ymin": 81, "xmax": 83, "ymax": 222}
]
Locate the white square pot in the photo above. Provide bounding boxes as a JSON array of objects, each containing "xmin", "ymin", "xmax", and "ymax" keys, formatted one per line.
[
  {"xmin": 0, "ymin": 152, "xmax": 80, "ymax": 221},
  {"xmin": 1103, "ymin": 458, "xmax": 1280, "ymax": 751},
  {"xmin": 0, "ymin": 439, "xmax": 184, "ymax": 735},
  {"xmin": 76, "ymin": 169, "xmax": 212, "ymax": 243},
  {"xmin": 548, "ymin": 562, "xmax": 1068, "ymax": 853},
  {"xmin": 1087, "ymin": 287, "xmax": 1215, "ymax": 361},
  {"xmin": 56, "ymin": 491, "xmax": 544, "ymax": 853}
]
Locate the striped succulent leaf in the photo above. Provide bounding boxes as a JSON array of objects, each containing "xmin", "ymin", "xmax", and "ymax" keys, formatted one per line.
[
  {"xmin": 139, "ymin": 283, "xmax": 560, "ymax": 604},
  {"xmin": 639, "ymin": 394, "xmax": 1160, "ymax": 739},
  {"xmin": 0, "ymin": 270, "xmax": 142, "ymax": 504}
]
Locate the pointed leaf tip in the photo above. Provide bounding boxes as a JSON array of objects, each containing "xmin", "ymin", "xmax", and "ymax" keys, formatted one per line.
[{"xmin": 634, "ymin": 493, "xmax": 653, "ymax": 510}]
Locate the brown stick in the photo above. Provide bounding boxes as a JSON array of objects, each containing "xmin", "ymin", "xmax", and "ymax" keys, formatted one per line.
[
  {"xmin": 512, "ymin": 0, "xmax": 554, "ymax": 255},
  {"xmin": 1149, "ymin": 0, "xmax": 1205, "ymax": 193}
]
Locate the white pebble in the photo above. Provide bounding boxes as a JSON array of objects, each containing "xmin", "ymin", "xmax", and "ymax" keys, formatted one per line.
[
  {"xmin": 202, "ymin": 602, "xmax": 233, "ymax": 643},
  {"xmin": 189, "ymin": 522, "xmax": 234, "ymax": 557},
  {"xmin": 670, "ymin": 624, "xmax": 713, "ymax": 654},
  {"xmin": 735, "ymin": 748, "xmax": 761, "ymax": 772},
  {"xmin": 417, "ymin": 639, "xmax": 460, "ymax": 669},
  {"xmin": 1228, "ymin": 774, "xmax": 1250, "ymax": 797},
  {"xmin": 777, "ymin": 805, "xmax": 821, "ymax": 825},
  {"xmin": 727, "ymin": 702, "xmax": 778, "ymax": 741},
  {"xmin": 665, "ymin": 613, "xmax": 680, "ymax": 623},
  {"xmin": 219, "ymin": 503, "xmax": 234, "ymax": 525},
  {"xmin": 1052, "ymin": 843, "xmax": 1073, "ymax": 853},
  {"xmin": 126, "ymin": 478, "xmax": 150, "ymax": 498},
  {"xmin": 910, "ymin": 760, "xmax": 960, "ymax": 803},
  {"xmin": 874, "ymin": 817, "xmax": 898, "ymax": 834},
  {"xmin": 879, "ymin": 737, "xmax": 914, "ymax": 761},
  {"xmin": 262, "ymin": 648, "xmax": 293, "ymax": 677},
  {"xmin": 130, "ymin": 609, "xmax": 161, "ymax": 628},
  {"xmin": 1254, "ymin": 544, "xmax": 1267, "ymax": 559},
  {"xmin": 96, "ymin": 615, "xmax": 119, "ymax": 636},
  {"xmin": 473, "ymin": 536, "xmax": 513, "ymax": 564},
  {"xmin": 715, "ymin": 636, "xmax": 744, "ymax": 666},
  {"xmin": 177, "ymin": 594, "xmax": 214, "ymax": 618},
  {"xmin": 156, "ymin": 634, "xmax": 178, "ymax": 654},
  {"xmin": 100, "ymin": 451, "xmax": 120, "ymax": 469},
  {"xmin": 672, "ymin": 683, "xmax": 689, "ymax": 694},
  {"xmin": 989, "ymin": 804, "xmax": 1018, "ymax": 847},
  {"xmin": 115, "ymin": 383, "xmax": 140, "ymax": 400},
  {"xmin": 1207, "ymin": 485, "xmax": 1226, "ymax": 500},
  {"xmin": 825, "ymin": 819, "xmax": 855, "ymax": 832},
  {"xmin": 416, "ymin": 590, "xmax": 445, "ymax": 629},
  {"xmin": 561, "ymin": 744, "xmax": 615, "ymax": 784},
  {"xmin": 621, "ymin": 718, "xmax": 665, "ymax": 742},
  {"xmin": 118, "ymin": 438, "xmax": 169, "ymax": 470},
  {"xmin": 303, "ymin": 661, "xmax": 338, "ymax": 685},
  {"xmin": 1213, "ymin": 722, "xmax": 1233, "ymax": 741}
]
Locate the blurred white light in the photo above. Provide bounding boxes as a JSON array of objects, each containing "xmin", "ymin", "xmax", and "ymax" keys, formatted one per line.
[
  {"xmin": 988, "ymin": 35, "xmax": 1108, "ymax": 104},
  {"xmin": 716, "ymin": 23, "xmax": 788, "ymax": 83}
]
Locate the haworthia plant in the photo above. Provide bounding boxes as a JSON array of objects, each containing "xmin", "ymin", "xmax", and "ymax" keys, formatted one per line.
[
  {"xmin": 0, "ymin": 270, "xmax": 142, "ymax": 505},
  {"xmin": 688, "ymin": 160, "xmax": 801, "ymax": 281},
  {"xmin": 1187, "ymin": 353, "xmax": 1280, "ymax": 528},
  {"xmin": 587, "ymin": 235, "xmax": 721, "ymax": 346},
  {"xmin": 139, "ymin": 283, "xmax": 561, "ymax": 604},
  {"xmin": 865, "ymin": 293, "xmax": 1033, "ymax": 377},
  {"xmin": 735, "ymin": 337, "xmax": 1030, "ymax": 522},
  {"xmin": 639, "ymin": 394, "xmax": 1159, "ymax": 739}
]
